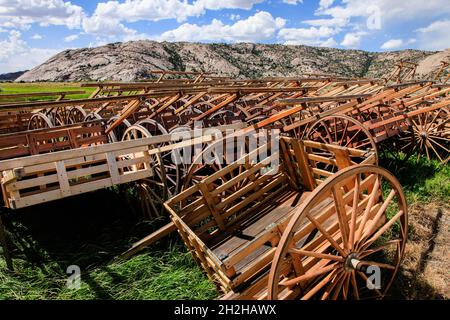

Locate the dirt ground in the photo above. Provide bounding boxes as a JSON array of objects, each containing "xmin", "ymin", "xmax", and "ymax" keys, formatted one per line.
[{"xmin": 392, "ymin": 202, "xmax": 449, "ymax": 299}]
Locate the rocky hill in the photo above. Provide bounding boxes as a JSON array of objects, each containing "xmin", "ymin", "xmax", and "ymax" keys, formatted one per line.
[{"xmin": 16, "ymin": 41, "xmax": 449, "ymax": 82}]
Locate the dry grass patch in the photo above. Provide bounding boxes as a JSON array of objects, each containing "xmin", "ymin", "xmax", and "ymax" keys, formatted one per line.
[{"xmin": 394, "ymin": 202, "xmax": 449, "ymax": 299}]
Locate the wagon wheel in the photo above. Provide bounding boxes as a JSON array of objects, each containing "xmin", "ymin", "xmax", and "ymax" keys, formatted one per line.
[
  {"xmin": 352, "ymin": 104, "xmax": 400, "ymax": 123},
  {"xmin": 282, "ymin": 108, "xmax": 317, "ymax": 140},
  {"xmin": 268, "ymin": 164, "xmax": 408, "ymax": 300},
  {"xmin": 306, "ymin": 115, "xmax": 378, "ymax": 167},
  {"xmin": 180, "ymin": 106, "xmax": 203, "ymax": 117},
  {"xmin": 355, "ymin": 104, "xmax": 411, "ymax": 164},
  {"xmin": 53, "ymin": 106, "xmax": 71, "ymax": 126},
  {"xmin": 121, "ymin": 125, "xmax": 172, "ymax": 218},
  {"xmin": 182, "ymin": 137, "xmax": 225, "ymax": 190},
  {"xmin": 400, "ymin": 107, "xmax": 450, "ymax": 164},
  {"xmin": 247, "ymin": 115, "xmax": 268, "ymax": 126},
  {"xmin": 206, "ymin": 109, "xmax": 237, "ymax": 126},
  {"xmin": 133, "ymin": 119, "xmax": 180, "ymax": 195},
  {"xmin": 191, "ymin": 101, "xmax": 215, "ymax": 114},
  {"xmin": 234, "ymin": 104, "xmax": 252, "ymax": 120},
  {"xmin": 106, "ymin": 116, "xmax": 131, "ymax": 142},
  {"xmin": 169, "ymin": 125, "xmax": 193, "ymax": 180},
  {"xmin": 182, "ymin": 130, "xmax": 269, "ymax": 191},
  {"xmin": 84, "ymin": 112, "xmax": 103, "ymax": 122},
  {"xmin": 67, "ymin": 106, "xmax": 87, "ymax": 124},
  {"xmin": 28, "ymin": 112, "xmax": 54, "ymax": 130}
]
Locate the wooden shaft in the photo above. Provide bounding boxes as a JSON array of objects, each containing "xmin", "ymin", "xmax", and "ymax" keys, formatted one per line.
[
  {"xmin": 149, "ymin": 70, "xmax": 211, "ymax": 75},
  {"xmin": 117, "ymin": 222, "xmax": 176, "ymax": 260},
  {"xmin": 276, "ymin": 94, "xmax": 371, "ymax": 106},
  {"xmin": 193, "ymin": 94, "xmax": 238, "ymax": 121}
]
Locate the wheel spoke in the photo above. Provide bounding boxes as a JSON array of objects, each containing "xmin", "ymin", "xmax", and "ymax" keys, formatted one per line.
[
  {"xmin": 358, "ymin": 260, "xmax": 396, "ymax": 270},
  {"xmin": 306, "ymin": 214, "xmax": 347, "ymax": 256},
  {"xmin": 349, "ymin": 175, "xmax": 361, "ymax": 250},
  {"xmin": 350, "ymin": 271, "xmax": 360, "ymax": 300},
  {"xmin": 281, "ymin": 262, "xmax": 340, "ymax": 287},
  {"xmin": 356, "ymin": 271, "xmax": 383, "ymax": 298},
  {"xmin": 360, "ymin": 210, "xmax": 404, "ymax": 252},
  {"xmin": 332, "ymin": 186, "xmax": 350, "ymax": 252},
  {"xmin": 344, "ymin": 129, "xmax": 362, "ymax": 147},
  {"xmin": 355, "ymin": 176, "xmax": 380, "ymax": 243},
  {"xmin": 302, "ymin": 269, "xmax": 340, "ymax": 300},
  {"xmin": 289, "ymin": 248, "xmax": 344, "ymax": 262},
  {"xmin": 427, "ymin": 138, "xmax": 444, "ymax": 162},
  {"xmin": 361, "ymin": 189, "xmax": 396, "ymax": 242},
  {"xmin": 339, "ymin": 121, "xmax": 350, "ymax": 146},
  {"xmin": 320, "ymin": 270, "xmax": 344, "ymax": 300},
  {"xmin": 342, "ymin": 273, "xmax": 351, "ymax": 299},
  {"xmin": 359, "ymin": 239, "xmax": 402, "ymax": 259},
  {"xmin": 331, "ymin": 271, "xmax": 347, "ymax": 300}
]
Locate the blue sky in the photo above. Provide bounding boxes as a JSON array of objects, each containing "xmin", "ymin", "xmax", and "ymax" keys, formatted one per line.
[{"xmin": 1, "ymin": 0, "xmax": 450, "ymax": 73}]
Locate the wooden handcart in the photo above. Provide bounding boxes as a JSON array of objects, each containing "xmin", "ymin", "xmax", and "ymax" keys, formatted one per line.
[{"xmin": 165, "ymin": 136, "xmax": 408, "ymax": 300}]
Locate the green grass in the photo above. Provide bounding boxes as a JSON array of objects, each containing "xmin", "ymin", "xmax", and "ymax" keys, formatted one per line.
[
  {"xmin": 0, "ymin": 189, "xmax": 218, "ymax": 300},
  {"xmin": 0, "ymin": 247, "xmax": 216, "ymax": 300},
  {"xmin": 379, "ymin": 150, "xmax": 450, "ymax": 204},
  {"xmin": 0, "ymin": 83, "xmax": 95, "ymax": 101}
]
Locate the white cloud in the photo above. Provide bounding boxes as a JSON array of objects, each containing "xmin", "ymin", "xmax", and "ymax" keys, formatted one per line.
[
  {"xmin": 319, "ymin": 0, "xmax": 334, "ymax": 9},
  {"xmin": 282, "ymin": 0, "xmax": 303, "ymax": 5},
  {"xmin": 416, "ymin": 19, "xmax": 450, "ymax": 50},
  {"xmin": 31, "ymin": 33, "xmax": 43, "ymax": 40},
  {"xmin": 320, "ymin": 37, "xmax": 338, "ymax": 47},
  {"xmin": 82, "ymin": 15, "xmax": 138, "ymax": 39},
  {"xmin": 305, "ymin": 0, "xmax": 450, "ymax": 50},
  {"xmin": 340, "ymin": 32, "xmax": 366, "ymax": 48},
  {"xmin": 196, "ymin": 0, "xmax": 264, "ymax": 10},
  {"xmin": 64, "ymin": 34, "xmax": 79, "ymax": 42},
  {"xmin": 81, "ymin": 0, "xmax": 265, "ymax": 38},
  {"xmin": 88, "ymin": 0, "xmax": 201, "ymax": 24},
  {"xmin": 278, "ymin": 26, "xmax": 338, "ymax": 46},
  {"xmin": 0, "ymin": 0, "xmax": 84, "ymax": 29},
  {"xmin": 158, "ymin": 11, "xmax": 285, "ymax": 43},
  {"xmin": 85, "ymin": 0, "xmax": 262, "ymax": 27},
  {"xmin": 302, "ymin": 17, "xmax": 348, "ymax": 28},
  {"xmin": 380, "ymin": 39, "xmax": 403, "ymax": 50},
  {"xmin": 315, "ymin": 0, "xmax": 450, "ymax": 27},
  {"xmin": 230, "ymin": 14, "xmax": 241, "ymax": 21},
  {"xmin": 0, "ymin": 30, "xmax": 58, "ymax": 73}
]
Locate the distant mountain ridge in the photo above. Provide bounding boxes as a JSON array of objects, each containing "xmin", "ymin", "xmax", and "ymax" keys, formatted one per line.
[
  {"xmin": 16, "ymin": 41, "xmax": 450, "ymax": 82},
  {"xmin": 0, "ymin": 70, "xmax": 27, "ymax": 81}
]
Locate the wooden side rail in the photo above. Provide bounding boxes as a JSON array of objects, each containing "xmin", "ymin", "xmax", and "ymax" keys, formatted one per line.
[
  {"xmin": 276, "ymin": 94, "xmax": 372, "ymax": 106},
  {"xmin": 0, "ymin": 122, "xmax": 108, "ymax": 160},
  {"xmin": 0, "ymin": 132, "xmax": 217, "ymax": 209}
]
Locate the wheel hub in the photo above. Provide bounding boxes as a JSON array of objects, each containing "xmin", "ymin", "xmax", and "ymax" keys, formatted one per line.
[{"xmin": 344, "ymin": 253, "xmax": 361, "ymax": 272}]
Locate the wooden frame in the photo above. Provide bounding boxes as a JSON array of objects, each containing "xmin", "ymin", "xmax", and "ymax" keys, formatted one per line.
[{"xmin": 164, "ymin": 137, "xmax": 377, "ymax": 297}]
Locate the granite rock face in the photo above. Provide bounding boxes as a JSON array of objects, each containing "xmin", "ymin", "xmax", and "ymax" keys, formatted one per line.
[{"xmin": 16, "ymin": 41, "xmax": 448, "ymax": 82}]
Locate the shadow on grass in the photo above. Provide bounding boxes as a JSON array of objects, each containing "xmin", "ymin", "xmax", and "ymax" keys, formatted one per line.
[
  {"xmin": 1, "ymin": 186, "xmax": 179, "ymax": 272},
  {"xmin": 379, "ymin": 146, "xmax": 438, "ymax": 191}
]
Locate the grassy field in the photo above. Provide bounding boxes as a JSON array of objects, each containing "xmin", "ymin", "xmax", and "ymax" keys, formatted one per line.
[
  {"xmin": 0, "ymin": 83, "xmax": 448, "ymax": 300},
  {"xmin": 0, "ymin": 82, "xmax": 95, "ymax": 101}
]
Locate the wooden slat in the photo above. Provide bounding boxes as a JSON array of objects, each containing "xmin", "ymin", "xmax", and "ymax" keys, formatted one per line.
[{"xmin": 55, "ymin": 161, "xmax": 71, "ymax": 197}]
